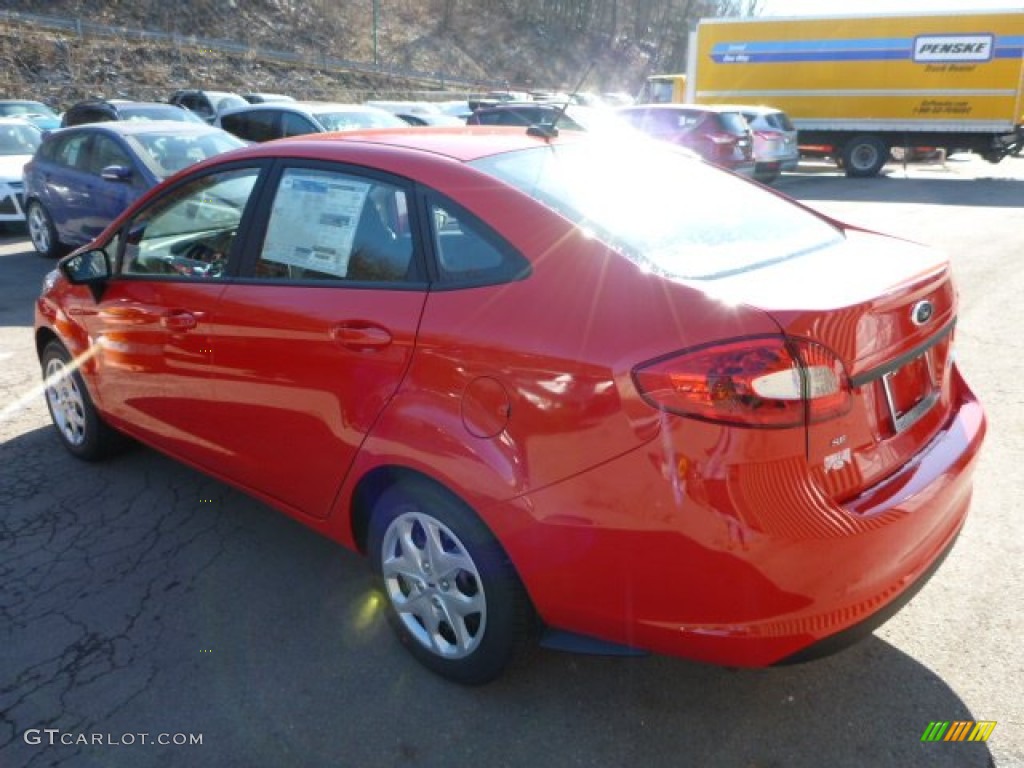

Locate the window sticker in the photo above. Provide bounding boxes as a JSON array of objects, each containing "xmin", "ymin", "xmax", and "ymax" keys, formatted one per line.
[{"xmin": 262, "ymin": 170, "xmax": 371, "ymax": 278}]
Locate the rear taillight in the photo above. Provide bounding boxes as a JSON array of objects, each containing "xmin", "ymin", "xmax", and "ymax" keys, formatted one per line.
[
  {"xmin": 707, "ymin": 132, "xmax": 738, "ymax": 145},
  {"xmin": 754, "ymin": 129, "xmax": 784, "ymax": 142},
  {"xmin": 632, "ymin": 336, "xmax": 851, "ymax": 428}
]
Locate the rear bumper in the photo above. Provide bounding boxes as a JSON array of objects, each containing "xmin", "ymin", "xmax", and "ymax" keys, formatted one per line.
[
  {"xmin": 726, "ymin": 160, "xmax": 758, "ymax": 177},
  {"xmin": 774, "ymin": 523, "xmax": 959, "ymax": 665},
  {"xmin": 755, "ymin": 154, "xmax": 799, "ymax": 175},
  {"xmin": 494, "ymin": 368, "xmax": 985, "ymax": 667}
]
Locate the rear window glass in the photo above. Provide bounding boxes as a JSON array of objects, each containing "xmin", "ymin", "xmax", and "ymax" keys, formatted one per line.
[
  {"xmin": 718, "ymin": 112, "xmax": 750, "ymax": 135},
  {"xmin": 771, "ymin": 112, "xmax": 796, "ymax": 132},
  {"xmin": 469, "ymin": 141, "xmax": 842, "ymax": 280}
]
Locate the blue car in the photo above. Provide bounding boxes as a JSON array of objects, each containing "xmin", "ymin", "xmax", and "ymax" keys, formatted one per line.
[{"xmin": 24, "ymin": 121, "xmax": 245, "ymax": 257}]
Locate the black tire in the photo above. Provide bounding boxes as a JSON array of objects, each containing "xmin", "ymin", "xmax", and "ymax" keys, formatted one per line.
[
  {"xmin": 842, "ymin": 135, "xmax": 889, "ymax": 178},
  {"xmin": 368, "ymin": 478, "xmax": 533, "ymax": 685},
  {"xmin": 41, "ymin": 341, "xmax": 125, "ymax": 460},
  {"xmin": 27, "ymin": 200, "xmax": 64, "ymax": 258}
]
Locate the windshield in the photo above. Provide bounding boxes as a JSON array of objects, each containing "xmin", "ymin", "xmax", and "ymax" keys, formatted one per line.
[
  {"xmin": 0, "ymin": 101, "xmax": 57, "ymax": 118},
  {"xmin": 0, "ymin": 123, "xmax": 41, "ymax": 155},
  {"xmin": 469, "ymin": 141, "xmax": 843, "ymax": 280},
  {"xmin": 127, "ymin": 131, "xmax": 245, "ymax": 177},
  {"xmin": 315, "ymin": 110, "xmax": 406, "ymax": 131}
]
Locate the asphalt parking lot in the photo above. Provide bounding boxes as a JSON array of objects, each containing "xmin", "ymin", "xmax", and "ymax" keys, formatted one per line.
[{"xmin": 1, "ymin": 152, "xmax": 1022, "ymax": 768}]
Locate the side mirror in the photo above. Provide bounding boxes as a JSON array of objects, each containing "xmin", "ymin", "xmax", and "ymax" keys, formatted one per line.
[
  {"xmin": 61, "ymin": 249, "xmax": 111, "ymax": 301},
  {"xmin": 100, "ymin": 165, "xmax": 133, "ymax": 182}
]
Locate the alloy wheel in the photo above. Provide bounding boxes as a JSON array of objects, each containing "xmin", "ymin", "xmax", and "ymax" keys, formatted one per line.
[
  {"xmin": 380, "ymin": 510, "xmax": 486, "ymax": 659},
  {"xmin": 28, "ymin": 204, "xmax": 52, "ymax": 255},
  {"xmin": 44, "ymin": 356, "xmax": 87, "ymax": 447}
]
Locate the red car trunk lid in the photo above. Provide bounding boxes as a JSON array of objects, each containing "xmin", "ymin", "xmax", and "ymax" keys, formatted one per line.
[{"xmin": 697, "ymin": 229, "xmax": 957, "ymax": 503}]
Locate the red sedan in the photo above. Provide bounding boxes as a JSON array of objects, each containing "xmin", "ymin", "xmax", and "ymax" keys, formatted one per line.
[{"xmin": 35, "ymin": 127, "xmax": 986, "ymax": 684}]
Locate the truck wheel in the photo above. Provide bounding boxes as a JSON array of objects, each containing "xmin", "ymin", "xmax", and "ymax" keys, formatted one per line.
[{"xmin": 842, "ymin": 135, "xmax": 889, "ymax": 177}]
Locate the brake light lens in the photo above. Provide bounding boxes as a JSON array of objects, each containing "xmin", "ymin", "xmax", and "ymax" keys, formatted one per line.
[{"xmin": 632, "ymin": 336, "xmax": 851, "ymax": 428}]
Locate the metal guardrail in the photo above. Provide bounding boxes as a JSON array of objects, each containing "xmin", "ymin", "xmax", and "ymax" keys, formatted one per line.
[{"xmin": 0, "ymin": 8, "xmax": 501, "ymax": 90}]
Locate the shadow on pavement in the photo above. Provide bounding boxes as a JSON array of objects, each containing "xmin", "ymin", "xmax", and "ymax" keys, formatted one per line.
[{"xmin": 0, "ymin": 427, "xmax": 998, "ymax": 768}]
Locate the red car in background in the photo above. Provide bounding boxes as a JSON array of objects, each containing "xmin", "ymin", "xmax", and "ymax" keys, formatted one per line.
[
  {"xmin": 616, "ymin": 103, "xmax": 756, "ymax": 176},
  {"xmin": 35, "ymin": 127, "xmax": 985, "ymax": 684}
]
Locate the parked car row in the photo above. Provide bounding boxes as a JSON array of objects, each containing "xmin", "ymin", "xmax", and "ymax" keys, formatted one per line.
[
  {"xmin": 4, "ymin": 89, "xmax": 803, "ymax": 184},
  {"xmin": 156, "ymin": 89, "xmax": 800, "ymax": 182},
  {"xmin": 3, "ymin": 87, "xmax": 805, "ymax": 258},
  {"xmin": 463, "ymin": 100, "xmax": 798, "ymax": 182}
]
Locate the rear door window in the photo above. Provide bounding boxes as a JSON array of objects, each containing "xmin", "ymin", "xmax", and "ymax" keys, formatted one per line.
[{"xmin": 428, "ymin": 196, "xmax": 530, "ymax": 287}]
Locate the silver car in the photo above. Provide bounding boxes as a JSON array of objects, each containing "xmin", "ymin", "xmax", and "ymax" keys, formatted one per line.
[{"xmin": 728, "ymin": 105, "xmax": 800, "ymax": 184}]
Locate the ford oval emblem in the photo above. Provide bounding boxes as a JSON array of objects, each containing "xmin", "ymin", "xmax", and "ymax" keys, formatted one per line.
[{"xmin": 911, "ymin": 300, "xmax": 935, "ymax": 326}]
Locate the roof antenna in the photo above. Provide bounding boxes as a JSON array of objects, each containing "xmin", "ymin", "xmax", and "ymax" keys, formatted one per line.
[{"xmin": 527, "ymin": 61, "xmax": 594, "ymax": 141}]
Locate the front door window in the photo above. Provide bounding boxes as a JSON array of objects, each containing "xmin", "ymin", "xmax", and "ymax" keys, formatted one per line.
[{"xmin": 121, "ymin": 168, "xmax": 260, "ymax": 279}]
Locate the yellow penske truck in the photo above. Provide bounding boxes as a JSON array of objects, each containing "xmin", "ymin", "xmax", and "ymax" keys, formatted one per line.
[{"xmin": 671, "ymin": 10, "xmax": 1024, "ymax": 176}]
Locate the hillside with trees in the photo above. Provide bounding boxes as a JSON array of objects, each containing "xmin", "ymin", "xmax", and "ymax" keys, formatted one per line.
[{"xmin": 0, "ymin": 0, "xmax": 761, "ymax": 106}]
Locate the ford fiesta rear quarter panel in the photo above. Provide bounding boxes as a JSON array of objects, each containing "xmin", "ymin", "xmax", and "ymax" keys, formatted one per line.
[
  {"xmin": 491, "ymin": 362, "xmax": 983, "ymax": 666},
  {"xmin": 346, "ymin": 139, "xmax": 986, "ymax": 666}
]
